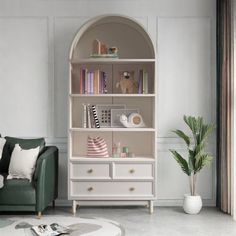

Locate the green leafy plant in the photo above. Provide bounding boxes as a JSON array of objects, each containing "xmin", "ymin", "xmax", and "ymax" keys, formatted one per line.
[{"xmin": 170, "ymin": 115, "xmax": 215, "ymax": 196}]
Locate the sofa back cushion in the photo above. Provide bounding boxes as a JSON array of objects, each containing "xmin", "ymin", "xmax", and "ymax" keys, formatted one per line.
[
  {"xmin": 0, "ymin": 137, "xmax": 45, "ymax": 173},
  {"xmin": 0, "ymin": 138, "xmax": 6, "ymax": 160}
]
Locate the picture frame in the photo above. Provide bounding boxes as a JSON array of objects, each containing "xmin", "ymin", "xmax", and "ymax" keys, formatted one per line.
[
  {"xmin": 111, "ymin": 108, "xmax": 139, "ymax": 128},
  {"xmin": 96, "ymin": 104, "xmax": 126, "ymax": 127}
]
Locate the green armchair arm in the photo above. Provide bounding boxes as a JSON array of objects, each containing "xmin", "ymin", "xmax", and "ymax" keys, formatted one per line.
[{"xmin": 34, "ymin": 146, "xmax": 58, "ymax": 212}]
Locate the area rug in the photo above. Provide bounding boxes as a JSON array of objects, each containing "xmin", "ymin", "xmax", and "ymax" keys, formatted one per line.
[{"xmin": 0, "ymin": 215, "xmax": 125, "ymax": 236}]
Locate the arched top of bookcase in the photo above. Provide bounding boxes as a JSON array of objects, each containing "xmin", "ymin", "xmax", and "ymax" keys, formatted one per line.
[{"xmin": 70, "ymin": 15, "xmax": 155, "ymax": 60}]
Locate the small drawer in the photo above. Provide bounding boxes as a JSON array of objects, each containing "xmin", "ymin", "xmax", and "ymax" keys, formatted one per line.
[
  {"xmin": 70, "ymin": 181, "xmax": 154, "ymax": 198},
  {"xmin": 114, "ymin": 163, "xmax": 153, "ymax": 179},
  {"xmin": 70, "ymin": 163, "xmax": 110, "ymax": 179}
]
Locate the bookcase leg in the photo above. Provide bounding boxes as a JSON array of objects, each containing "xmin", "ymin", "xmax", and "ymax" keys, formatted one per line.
[
  {"xmin": 72, "ymin": 200, "xmax": 77, "ymax": 215},
  {"xmin": 149, "ymin": 201, "xmax": 154, "ymax": 214}
]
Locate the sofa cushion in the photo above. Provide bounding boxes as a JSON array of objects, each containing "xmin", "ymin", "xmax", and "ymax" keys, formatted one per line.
[
  {"xmin": 0, "ymin": 174, "xmax": 36, "ymax": 205},
  {"xmin": 0, "ymin": 137, "xmax": 45, "ymax": 173},
  {"xmin": 8, "ymin": 144, "xmax": 40, "ymax": 181},
  {"xmin": 0, "ymin": 138, "xmax": 6, "ymax": 160}
]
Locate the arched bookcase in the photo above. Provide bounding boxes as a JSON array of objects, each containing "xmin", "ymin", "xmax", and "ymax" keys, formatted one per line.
[{"xmin": 68, "ymin": 15, "xmax": 157, "ymax": 214}]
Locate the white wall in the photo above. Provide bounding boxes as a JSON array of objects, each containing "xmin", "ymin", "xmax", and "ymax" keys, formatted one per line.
[{"xmin": 0, "ymin": 0, "xmax": 216, "ymax": 206}]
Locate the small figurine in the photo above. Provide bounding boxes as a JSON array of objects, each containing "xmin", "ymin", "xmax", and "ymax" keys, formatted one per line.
[
  {"xmin": 91, "ymin": 39, "xmax": 118, "ymax": 57},
  {"xmin": 100, "ymin": 43, "xmax": 108, "ymax": 54},
  {"xmin": 108, "ymin": 47, "xmax": 118, "ymax": 54},
  {"xmin": 116, "ymin": 71, "xmax": 138, "ymax": 94}
]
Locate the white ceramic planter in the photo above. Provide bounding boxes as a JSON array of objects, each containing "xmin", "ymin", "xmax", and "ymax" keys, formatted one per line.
[{"xmin": 183, "ymin": 194, "xmax": 202, "ymax": 214}]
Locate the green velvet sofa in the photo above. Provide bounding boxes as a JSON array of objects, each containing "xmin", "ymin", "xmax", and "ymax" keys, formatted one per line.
[{"xmin": 0, "ymin": 136, "xmax": 58, "ymax": 217}]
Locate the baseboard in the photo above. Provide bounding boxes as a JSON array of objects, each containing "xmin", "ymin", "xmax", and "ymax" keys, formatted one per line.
[
  {"xmin": 54, "ymin": 199, "xmax": 216, "ymax": 207},
  {"xmin": 156, "ymin": 199, "xmax": 216, "ymax": 207}
]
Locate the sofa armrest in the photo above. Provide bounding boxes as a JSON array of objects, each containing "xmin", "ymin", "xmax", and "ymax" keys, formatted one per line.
[{"xmin": 34, "ymin": 146, "xmax": 58, "ymax": 212}]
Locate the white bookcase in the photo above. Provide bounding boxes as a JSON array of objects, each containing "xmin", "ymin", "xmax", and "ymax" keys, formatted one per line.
[{"xmin": 68, "ymin": 15, "xmax": 157, "ymax": 214}]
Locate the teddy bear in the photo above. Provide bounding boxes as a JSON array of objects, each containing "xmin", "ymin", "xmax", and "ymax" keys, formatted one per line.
[{"xmin": 116, "ymin": 71, "xmax": 138, "ymax": 94}]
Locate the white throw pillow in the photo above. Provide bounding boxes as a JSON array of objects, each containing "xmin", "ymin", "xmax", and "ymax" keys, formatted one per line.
[
  {"xmin": 0, "ymin": 137, "xmax": 6, "ymax": 160},
  {"xmin": 7, "ymin": 144, "xmax": 40, "ymax": 181}
]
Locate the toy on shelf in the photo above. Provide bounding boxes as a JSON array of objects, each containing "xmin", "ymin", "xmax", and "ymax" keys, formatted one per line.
[
  {"xmin": 112, "ymin": 142, "xmax": 121, "ymax": 158},
  {"xmin": 112, "ymin": 143, "xmax": 135, "ymax": 158},
  {"xmin": 116, "ymin": 71, "xmax": 138, "ymax": 94},
  {"xmin": 120, "ymin": 112, "xmax": 146, "ymax": 128},
  {"xmin": 91, "ymin": 39, "xmax": 118, "ymax": 58}
]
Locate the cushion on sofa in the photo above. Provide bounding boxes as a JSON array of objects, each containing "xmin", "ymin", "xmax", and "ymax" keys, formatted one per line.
[
  {"xmin": 8, "ymin": 144, "xmax": 40, "ymax": 181},
  {"xmin": 0, "ymin": 138, "xmax": 6, "ymax": 160},
  {"xmin": 0, "ymin": 174, "xmax": 36, "ymax": 205},
  {"xmin": 0, "ymin": 137, "xmax": 45, "ymax": 173}
]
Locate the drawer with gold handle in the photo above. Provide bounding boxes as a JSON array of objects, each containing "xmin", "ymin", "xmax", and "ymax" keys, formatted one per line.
[
  {"xmin": 87, "ymin": 187, "xmax": 94, "ymax": 192},
  {"xmin": 70, "ymin": 181, "xmax": 153, "ymax": 198},
  {"xmin": 114, "ymin": 163, "xmax": 153, "ymax": 179},
  {"xmin": 129, "ymin": 169, "xmax": 135, "ymax": 174},
  {"xmin": 87, "ymin": 169, "xmax": 93, "ymax": 174},
  {"xmin": 129, "ymin": 187, "xmax": 135, "ymax": 192},
  {"xmin": 70, "ymin": 163, "xmax": 110, "ymax": 179}
]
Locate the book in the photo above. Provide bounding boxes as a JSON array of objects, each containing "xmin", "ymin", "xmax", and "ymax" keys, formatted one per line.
[
  {"xmin": 79, "ymin": 69, "xmax": 107, "ymax": 94},
  {"xmin": 31, "ymin": 223, "xmax": 70, "ymax": 236},
  {"xmin": 82, "ymin": 103, "xmax": 87, "ymax": 128},
  {"xmin": 87, "ymin": 72, "xmax": 91, "ymax": 94},
  {"xmin": 90, "ymin": 72, "xmax": 94, "ymax": 94},
  {"xmin": 103, "ymin": 71, "xmax": 108, "ymax": 94},
  {"xmin": 142, "ymin": 70, "xmax": 148, "ymax": 94},
  {"xmin": 79, "ymin": 68, "xmax": 83, "ymax": 94},
  {"xmin": 91, "ymin": 105, "xmax": 100, "ymax": 128},
  {"xmin": 94, "ymin": 70, "xmax": 98, "ymax": 94},
  {"xmin": 138, "ymin": 69, "xmax": 143, "ymax": 94},
  {"xmin": 87, "ymin": 104, "xmax": 91, "ymax": 128},
  {"xmin": 89, "ymin": 105, "xmax": 95, "ymax": 128}
]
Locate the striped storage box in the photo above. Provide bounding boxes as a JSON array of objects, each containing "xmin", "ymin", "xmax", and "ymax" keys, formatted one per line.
[{"xmin": 87, "ymin": 136, "xmax": 109, "ymax": 157}]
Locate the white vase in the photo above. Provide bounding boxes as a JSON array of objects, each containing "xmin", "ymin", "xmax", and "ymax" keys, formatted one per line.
[{"xmin": 183, "ymin": 194, "xmax": 202, "ymax": 214}]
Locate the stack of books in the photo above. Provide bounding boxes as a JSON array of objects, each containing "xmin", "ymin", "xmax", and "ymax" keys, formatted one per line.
[
  {"xmin": 79, "ymin": 69, "xmax": 108, "ymax": 94},
  {"xmin": 82, "ymin": 104, "xmax": 100, "ymax": 128},
  {"xmin": 138, "ymin": 69, "xmax": 149, "ymax": 94}
]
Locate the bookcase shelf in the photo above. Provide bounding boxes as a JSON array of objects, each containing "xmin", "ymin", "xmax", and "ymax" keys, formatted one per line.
[
  {"xmin": 68, "ymin": 15, "xmax": 157, "ymax": 214},
  {"xmin": 70, "ymin": 58, "xmax": 156, "ymax": 64},
  {"xmin": 70, "ymin": 157, "xmax": 155, "ymax": 162},
  {"xmin": 70, "ymin": 94, "xmax": 155, "ymax": 97},
  {"xmin": 69, "ymin": 128, "xmax": 156, "ymax": 132}
]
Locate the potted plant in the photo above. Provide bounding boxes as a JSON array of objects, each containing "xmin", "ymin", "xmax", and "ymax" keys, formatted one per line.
[{"xmin": 170, "ymin": 115, "xmax": 215, "ymax": 214}]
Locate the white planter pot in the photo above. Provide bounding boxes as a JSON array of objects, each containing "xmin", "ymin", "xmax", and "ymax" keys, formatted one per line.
[{"xmin": 183, "ymin": 194, "xmax": 202, "ymax": 214}]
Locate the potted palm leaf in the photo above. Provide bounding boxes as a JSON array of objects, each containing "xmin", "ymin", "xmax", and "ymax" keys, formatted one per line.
[{"xmin": 170, "ymin": 115, "xmax": 215, "ymax": 214}]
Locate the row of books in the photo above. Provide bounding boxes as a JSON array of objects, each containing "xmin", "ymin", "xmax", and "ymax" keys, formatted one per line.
[
  {"xmin": 80, "ymin": 69, "xmax": 108, "ymax": 94},
  {"xmin": 82, "ymin": 104, "xmax": 100, "ymax": 128},
  {"xmin": 138, "ymin": 69, "xmax": 149, "ymax": 94}
]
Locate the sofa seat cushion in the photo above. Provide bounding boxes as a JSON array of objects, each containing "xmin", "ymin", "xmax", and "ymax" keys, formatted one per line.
[
  {"xmin": 0, "ymin": 137, "xmax": 45, "ymax": 173},
  {"xmin": 0, "ymin": 174, "xmax": 36, "ymax": 205}
]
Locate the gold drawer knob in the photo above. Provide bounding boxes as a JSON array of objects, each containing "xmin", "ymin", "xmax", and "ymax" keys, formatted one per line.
[
  {"xmin": 87, "ymin": 169, "xmax": 93, "ymax": 174},
  {"xmin": 129, "ymin": 187, "xmax": 135, "ymax": 192},
  {"xmin": 129, "ymin": 169, "xmax": 135, "ymax": 174},
  {"xmin": 87, "ymin": 187, "xmax": 93, "ymax": 192}
]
